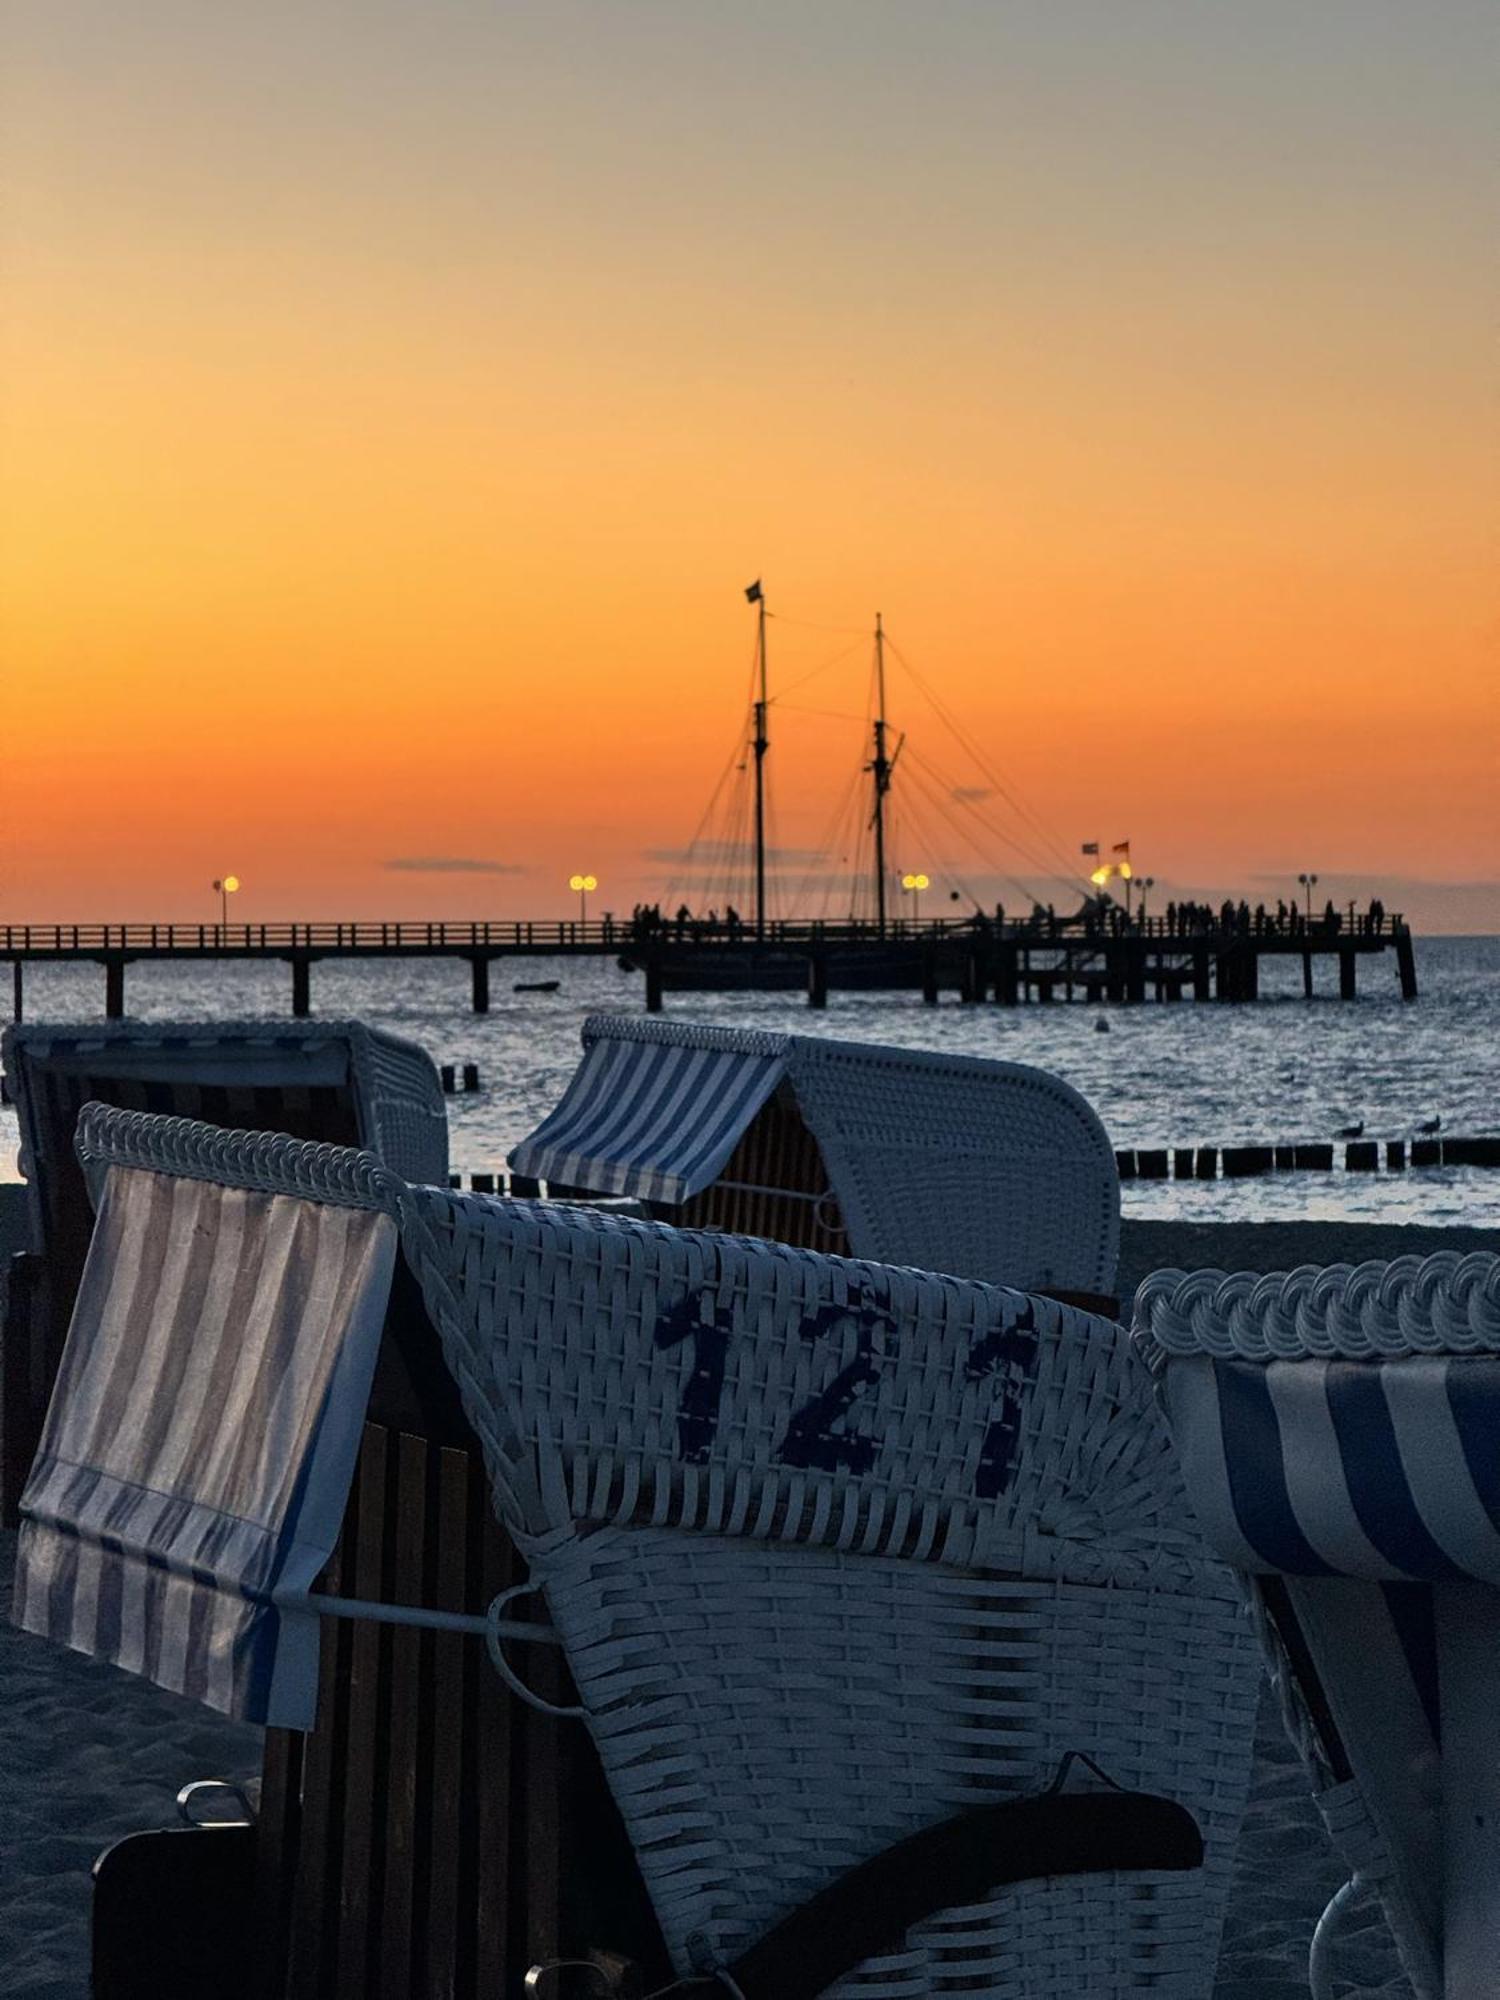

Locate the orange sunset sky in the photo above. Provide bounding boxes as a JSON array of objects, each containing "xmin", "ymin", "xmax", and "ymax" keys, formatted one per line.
[{"xmin": 2, "ymin": 2, "xmax": 1496, "ymax": 929}]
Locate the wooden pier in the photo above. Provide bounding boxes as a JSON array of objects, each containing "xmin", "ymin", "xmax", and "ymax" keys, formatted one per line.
[{"xmin": 0, "ymin": 912, "xmax": 1416, "ymax": 1018}]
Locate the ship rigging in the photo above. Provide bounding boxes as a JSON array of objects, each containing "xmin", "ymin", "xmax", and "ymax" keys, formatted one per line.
[{"xmin": 665, "ymin": 587, "xmax": 1092, "ymax": 935}]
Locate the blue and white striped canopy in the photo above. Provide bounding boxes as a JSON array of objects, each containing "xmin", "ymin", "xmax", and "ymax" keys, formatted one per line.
[
  {"xmin": 1136, "ymin": 1258, "xmax": 1500, "ymax": 1999},
  {"xmin": 509, "ymin": 1020, "xmax": 790, "ymax": 1203},
  {"xmin": 1162, "ymin": 1353, "xmax": 1500, "ymax": 1582},
  {"xmin": 14, "ymin": 1159, "xmax": 397, "ymax": 1727}
]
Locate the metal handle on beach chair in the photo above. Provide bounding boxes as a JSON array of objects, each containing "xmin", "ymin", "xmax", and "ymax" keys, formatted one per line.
[{"xmin": 642, "ymin": 1788, "xmax": 1204, "ymax": 2000}]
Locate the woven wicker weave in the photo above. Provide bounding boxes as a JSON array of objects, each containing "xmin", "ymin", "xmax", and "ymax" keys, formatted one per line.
[
  {"xmin": 3, "ymin": 1016, "xmax": 448, "ymax": 1199},
  {"xmin": 397, "ymin": 1188, "xmax": 1256, "ymax": 1996},
  {"xmin": 63, "ymin": 1109, "xmax": 1257, "ymax": 1997},
  {"xmin": 785, "ymin": 1033, "xmax": 1119, "ymax": 1294}
]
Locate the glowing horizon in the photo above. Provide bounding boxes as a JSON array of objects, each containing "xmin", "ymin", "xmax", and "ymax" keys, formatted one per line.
[{"xmin": 3, "ymin": 3, "xmax": 1495, "ymax": 931}]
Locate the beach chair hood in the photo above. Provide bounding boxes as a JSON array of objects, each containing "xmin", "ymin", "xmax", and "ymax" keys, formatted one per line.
[
  {"xmin": 1, "ymin": 1017, "xmax": 449, "ymax": 1233},
  {"xmin": 508, "ymin": 1013, "xmax": 1119, "ymax": 1292}
]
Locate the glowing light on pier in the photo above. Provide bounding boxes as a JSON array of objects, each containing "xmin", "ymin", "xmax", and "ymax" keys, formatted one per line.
[{"xmin": 569, "ymin": 874, "xmax": 598, "ymax": 923}]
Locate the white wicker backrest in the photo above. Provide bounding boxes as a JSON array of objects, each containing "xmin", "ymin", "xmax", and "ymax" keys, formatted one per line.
[
  {"xmin": 784, "ymin": 1034, "xmax": 1119, "ymax": 1293},
  {"xmin": 1134, "ymin": 1253, "xmax": 1500, "ymax": 2000},
  {"xmin": 402, "ymin": 1185, "xmax": 1257, "ymax": 1995},
  {"xmin": 402, "ymin": 1184, "xmax": 1180, "ymax": 1577},
  {"xmin": 1, "ymin": 1018, "xmax": 448, "ymax": 1223},
  {"xmin": 15, "ymin": 1106, "xmax": 400, "ymax": 1728}
]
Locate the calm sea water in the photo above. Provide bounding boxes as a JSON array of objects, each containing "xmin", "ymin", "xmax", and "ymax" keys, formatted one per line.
[{"xmin": 2, "ymin": 936, "xmax": 1496, "ymax": 1224}]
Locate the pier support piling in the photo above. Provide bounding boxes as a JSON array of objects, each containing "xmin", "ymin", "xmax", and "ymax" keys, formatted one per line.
[
  {"xmin": 1105, "ymin": 945, "xmax": 1126, "ymax": 1004},
  {"xmin": 104, "ymin": 959, "xmax": 125, "ymax": 1019},
  {"xmin": 1339, "ymin": 948, "xmax": 1357, "ymax": 1002},
  {"xmin": 961, "ymin": 941, "xmax": 984, "ymax": 1002},
  {"xmin": 806, "ymin": 953, "xmax": 828, "ymax": 1010},
  {"xmin": 1125, "ymin": 942, "xmax": 1147, "ymax": 1005},
  {"xmin": 996, "ymin": 944, "xmax": 1019, "ymax": 1006},
  {"xmin": 471, "ymin": 956, "xmax": 491, "ymax": 1015},
  {"xmin": 1396, "ymin": 928, "xmax": 1419, "ymax": 1000},
  {"xmin": 1302, "ymin": 951, "xmax": 1314, "ymax": 1000},
  {"xmin": 921, "ymin": 950, "xmax": 939, "ymax": 1005},
  {"xmin": 644, "ymin": 957, "xmax": 663, "ymax": 1014},
  {"xmin": 290, "ymin": 956, "xmax": 311, "ymax": 1018},
  {"xmin": 11, "ymin": 962, "xmax": 20, "ymax": 1023}
]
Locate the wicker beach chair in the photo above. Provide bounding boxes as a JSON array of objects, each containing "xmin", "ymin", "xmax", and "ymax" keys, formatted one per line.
[
  {"xmin": 510, "ymin": 1016, "xmax": 1119, "ymax": 1306},
  {"xmin": 20, "ymin": 1105, "xmax": 1259, "ymax": 1999},
  {"xmin": 1134, "ymin": 1252, "xmax": 1500, "ymax": 2000},
  {"xmin": 0, "ymin": 1017, "xmax": 446, "ymax": 1515}
]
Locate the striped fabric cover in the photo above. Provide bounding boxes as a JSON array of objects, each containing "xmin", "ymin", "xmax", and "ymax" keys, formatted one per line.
[
  {"xmin": 1160, "ymin": 1352, "xmax": 1500, "ymax": 1580},
  {"xmin": 508, "ymin": 1017, "xmax": 789, "ymax": 1202},
  {"xmin": 1134, "ymin": 1255, "xmax": 1500, "ymax": 2000},
  {"xmin": 14, "ymin": 1153, "xmax": 397, "ymax": 1726},
  {"xmin": 1137, "ymin": 1256, "xmax": 1500, "ymax": 1583}
]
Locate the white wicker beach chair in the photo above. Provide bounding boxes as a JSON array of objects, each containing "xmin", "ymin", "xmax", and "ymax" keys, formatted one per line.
[
  {"xmin": 510, "ymin": 1015, "xmax": 1119, "ymax": 1301},
  {"xmin": 394, "ymin": 1172, "xmax": 1254, "ymax": 1995},
  {"xmin": 19, "ymin": 1105, "xmax": 1258, "ymax": 1999},
  {"xmin": 1, "ymin": 1016, "xmax": 449, "ymax": 1201},
  {"xmin": 0, "ymin": 1017, "xmax": 447, "ymax": 1516},
  {"xmin": 1134, "ymin": 1253, "xmax": 1500, "ymax": 2000}
]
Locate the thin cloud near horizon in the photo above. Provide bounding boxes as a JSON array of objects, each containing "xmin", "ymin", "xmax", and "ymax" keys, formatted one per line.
[{"xmin": 384, "ymin": 857, "xmax": 529, "ymax": 876}]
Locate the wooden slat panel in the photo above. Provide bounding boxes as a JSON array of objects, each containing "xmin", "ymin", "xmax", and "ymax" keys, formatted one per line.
[
  {"xmin": 327, "ymin": 1427, "xmax": 392, "ymax": 1999},
  {"xmin": 520, "ymin": 1642, "xmax": 564, "ymax": 1974},
  {"xmin": 474, "ymin": 1465, "xmax": 516, "ymax": 1993},
  {"xmin": 676, "ymin": 1089, "xmax": 850, "ymax": 1256},
  {"xmin": 380, "ymin": 1433, "xmax": 429, "ymax": 2000},
  {"xmin": 254, "ymin": 1720, "xmax": 306, "ymax": 1996},
  {"xmin": 423, "ymin": 1446, "xmax": 471, "ymax": 1997},
  {"xmin": 285, "ymin": 1436, "xmax": 365, "ymax": 2000}
]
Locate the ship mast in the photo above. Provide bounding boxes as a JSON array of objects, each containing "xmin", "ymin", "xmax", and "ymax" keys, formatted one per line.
[
  {"xmin": 749, "ymin": 581, "xmax": 769, "ymax": 938},
  {"xmin": 869, "ymin": 612, "xmax": 893, "ymax": 935}
]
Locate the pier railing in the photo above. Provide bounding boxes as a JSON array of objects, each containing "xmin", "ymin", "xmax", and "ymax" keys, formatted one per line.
[
  {"xmin": 0, "ymin": 912, "xmax": 1415, "ymax": 1019},
  {"xmin": 0, "ymin": 912, "xmax": 1406, "ymax": 955}
]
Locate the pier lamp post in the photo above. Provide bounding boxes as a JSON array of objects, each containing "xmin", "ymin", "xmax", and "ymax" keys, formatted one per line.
[
  {"xmin": 1134, "ymin": 876, "xmax": 1155, "ymax": 923},
  {"xmin": 212, "ymin": 876, "xmax": 239, "ymax": 938},
  {"xmin": 901, "ymin": 872, "xmax": 929, "ymax": 924},
  {"xmin": 1298, "ymin": 872, "xmax": 1318, "ymax": 924},
  {"xmin": 569, "ymin": 874, "xmax": 597, "ymax": 927}
]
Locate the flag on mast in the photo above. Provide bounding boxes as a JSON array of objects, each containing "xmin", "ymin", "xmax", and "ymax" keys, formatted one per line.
[
  {"xmin": 1112, "ymin": 839, "xmax": 1130, "ymax": 855},
  {"xmin": 744, "ymin": 579, "xmax": 763, "ymax": 604},
  {"xmin": 1081, "ymin": 842, "xmax": 1099, "ymax": 856}
]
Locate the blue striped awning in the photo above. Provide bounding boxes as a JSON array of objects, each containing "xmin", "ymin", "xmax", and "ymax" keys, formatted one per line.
[
  {"xmin": 1163, "ymin": 1354, "xmax": 1500, "ymax": 1582},
  {"xmin": 509, "ymin": 1022, "xmax": 790, "ymax": 1204},
  {"xmin": 13, "ymin": 1159, "xmax": 397, "ymax": 1727}
]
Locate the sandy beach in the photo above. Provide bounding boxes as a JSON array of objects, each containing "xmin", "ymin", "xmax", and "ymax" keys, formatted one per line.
[{"xmin": 9, "ymin": 1219, "xmax": 1492, "ymax": 1998}]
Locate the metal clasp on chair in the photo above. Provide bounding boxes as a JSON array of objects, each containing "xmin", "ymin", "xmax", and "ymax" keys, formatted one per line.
[
  {"xmin": 524, "ymin": 1952, "xmax": 642, "ymax": 1997},
  {"xmin": 176, "ymin": 1779, "xmax": 255, "ymax": 1828}
]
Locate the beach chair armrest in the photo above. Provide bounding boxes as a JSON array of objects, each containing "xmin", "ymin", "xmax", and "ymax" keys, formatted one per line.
[{"xmin": 653, "ymin": 1790, "xmax": 1204, "ymax": 2000}]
